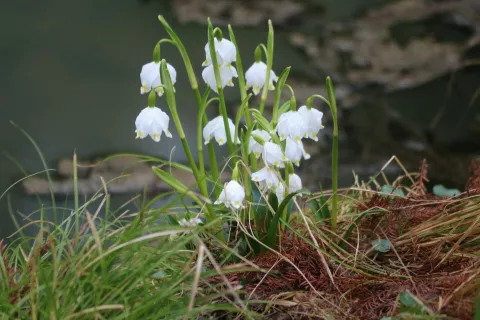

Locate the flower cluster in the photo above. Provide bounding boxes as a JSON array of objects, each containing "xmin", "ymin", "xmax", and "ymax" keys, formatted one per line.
[
  {"xmin": 133, "ymin": 19, "xmax": 328, "ymax": 225},
  {"xmin": 204, "ymin": 106, "xmax": 324, "ymax": 207},
  {"xmin": 202, "ymin": 38, "xmax": 238, "ymax": 93},
  {"xmin": 134, "ymin": 60, "xmax": 177, "ymax": 142},
  {"xmin": 246, "ymin": 105, "xmax": 323, "ymax": 202}
]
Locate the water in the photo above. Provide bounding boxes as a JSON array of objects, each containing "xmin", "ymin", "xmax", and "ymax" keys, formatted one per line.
[{"xmin": 0, "ymin": 0, "xmax": 320, "ymax": 238}]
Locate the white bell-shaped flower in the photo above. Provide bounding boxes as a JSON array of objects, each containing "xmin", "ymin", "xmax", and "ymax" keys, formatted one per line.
[
  {"xmin": 140, "ymin": 61, "xmax": 177, "ymax": 96},
  {"xmin": 298, "ymin": 105, "xmax": 324, "ymax": 141},
  {"xmin": 248, "ymin": 129, "xmax": 271, "ymax": 159},
  {"xmin": 203, "ymin": 115, "xmax": 239, "ymax": 146},
  {"xmin": 276, "ymin": 111, "xmax": 308, "ymax": 142},
  {"xmin": 178, "ymin": 217, "xmax": 203, "ymax": 227},
  {"xmin": 202, "ymin": 64, "xmax": 238, "ymax": 93},
  {"xmin": 288, "ymin": 173, "xmax": 303, "ymax": 194},
  {"xmin": 276, "ymin": 182, "xmax": 285, "ymax": 203},
  {"xmin": 285, "ymin": 138, "xmax": 311, "ymax": 166},
  {"xmin": 262, "ymin": 142, "xmax": 286, "ymax": 168},
  {"xmin": 135, "ymin": 106, "xmax": 173, "ymax": 142},
  {"xmin": 203, "ymin": 38, "xmax": 237, "ymax": 67},
  {"xmin": 214, "ymin": 180, "xmax": 245, "ymax": 209},
  {"xmin": 251, "ymin": 166, "xmax": 280, "ymax": 190},
  {"xmin": 245, "ymin": 61, "xmax": 277, "ymax": 95}
]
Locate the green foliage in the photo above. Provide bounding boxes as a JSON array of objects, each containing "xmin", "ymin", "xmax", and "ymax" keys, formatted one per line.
[
  {"xmin": 380, "ymin": 185, "xmax": 406, "ymax": 197},
  {"xmin": 432, "ymin": 184, "xmax": 461, "ymax": 197},
  {"xmin": 249, "ymin": 184, "xmax": 301, "ymax": 253},
  {"xmin": 372, "ymin": 239, "xmax": 392, "ymax": 253},
  {"xmin": 399, "ymin": 291, "xmax": 428, "ymax": 315},
  {"xmin": 308, "ymin": 191, "xmax": 331, "ymax": 222}
]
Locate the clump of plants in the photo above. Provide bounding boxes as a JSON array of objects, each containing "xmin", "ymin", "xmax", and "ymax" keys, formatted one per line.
[{"xmin": 133, "ymin": 16, "xmax": 339, "ymax": 253}]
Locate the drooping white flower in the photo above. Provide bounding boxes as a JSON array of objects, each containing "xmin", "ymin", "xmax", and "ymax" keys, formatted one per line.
[
  {"xmin": 251, "ymin": 167, "xmax": 280, "ymax": 190},
  {"xmin": 214, "ymin": 180, "xmax": 245, "ymax": 209},
  {"xmin": 248, "ymin": 129, "xmax": 271, "ymax": 159},
  {"xmin": 285, "ymin": 138, "xmax": 311, "ymax": 166},
  {"xmin": 298, "ymin": 105, "xmax": 324, "ymax": 141},
  {"xmin": 276, "ymin": 111, "xmax": 308, "ymax": 142},
  {"xmin": 203, "ymin": 115, "xmax": 239, "ymax": 146},
  {"xmin": 262, "ymin": 142, "xmax": 286, "ymax": 168},
  {"xmin": 203, "ymin": 38, "xmax": 237, "ymax": 67},
  {"xmin": 135, "ymin": 107, "xmax": 172, "ymax": 142},
  {"xmin": 202, "ymin": 64, "xmax": 238, "ymax": 92},
  {"xmin": 276, "ymin": 174, "xmax": 302, "ymax": 203},
  {"xmin": 245, "ymin": 61, "xmax": 277, "ymax": 95},
  {"xmin": 140, "ymin": 61, "xmax": 177, "ymax": 96},
  {"xmin": 288, "ymin": 173, "xmax": 303, "ymax": 194},
  {"xmin": 276, "ymin": 182, "xmax": 285, "ymax": 203},
  {"xmin": 178, "ymin": 217, "xmax": 203, "ymax": 227}
]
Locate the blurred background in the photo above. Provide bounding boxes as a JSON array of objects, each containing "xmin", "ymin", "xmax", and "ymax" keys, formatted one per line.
[{"xmin": 0, "ymin": 0, "xmax": 479, "ymax": 238}]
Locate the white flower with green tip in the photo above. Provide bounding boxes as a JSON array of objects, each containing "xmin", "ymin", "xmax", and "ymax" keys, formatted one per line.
[
  {"xmin": 251, "ymin": 167, "xmax": 280, "ymax": 190},
  {"xmin": 298, "ymin": 105, "xmax": 324, "ymax": 141},
  {"xmin": 202, "ymin": 64, "xmax": 238, "ymax": 92},
  {"xmin": 276, "ymin": 111, "xmax": 308, "ymax": 142},
  {"xmin": 285, "ymin": 138, "xmax": 311, "ymax": 166},
  {"xmin": 215, "ymin": 180, "xmax": 245, "ymax": 209},
  {"xmin": 140, "ymin": 61, "xmax": 177, "ymax": 96},
  {"xmin": 203, "ymin": 38, "xmax": 236, "ymax": 67},
  {"xmin": 276, "ymin": 182, "xmax": 285, "ymax": 203},
  {"xmin": 178, "ymin": 217, "xmax": 203, "ymax": 227},
  {"xmin": 135, "ymin": 106, "xmax": 172, "ymax": 142},
  {"xmin": 203, "ymin": 115, "xmax": 239, "ymax": 146},
  {"xmin": 262, "ymin": 141, "xmax": 287, "ymax": 168},
  {"xmin": 248, "ymin": 129, "xmax": 271, "ymax": 159},
  {"xmin": 245, "ymin": 61, "xmax": 277, "ymax": 95},
  {"xmin": 288, "ymin": 173, "xmax": 303, "ymax": 194}
]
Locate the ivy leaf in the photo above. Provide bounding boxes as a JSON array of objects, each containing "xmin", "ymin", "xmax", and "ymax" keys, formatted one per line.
[
  {"xmin": 433, "ymin": 184, "xmax": 461, "ymax": 197},
  {"xmin": 380, "ymin": 185, "xmax": 405, "ymax": 197},
  {"xmin": 151, "ymin": 270, "xmax": 168, "ymax": 280},
  {"xmin": 398, "ymin": 291, "xmax": 428, "ymax": 315},
  {"xmin": 372, "ymin": 239, "xmax": 391, "ymax": 253}
]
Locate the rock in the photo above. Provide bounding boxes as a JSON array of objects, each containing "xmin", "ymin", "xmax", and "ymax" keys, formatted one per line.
[
  {"xmin": 57, "ymin": 158, "xmax": 90, "ymax": 178},
  {"xmin": 22, "ymin": 156, "xmax": 231, "ymax": 196},
  {"xmin": 172, "ymin": 0, "xmax": 304, "ymax": 26}
]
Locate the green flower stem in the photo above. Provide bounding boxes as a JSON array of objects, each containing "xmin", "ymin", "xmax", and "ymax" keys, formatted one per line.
[
  {"xmin": 258, "ymin": 20, "xmax": 274, "ymax": 116},
  {"xmin": 228, "ymin": 25, "xmax": 258, "ymax": 173},
  {"xmin": 284, "ymin": 85, "xmax": 296, "ymax": 111},
  {"xmin": 198, "ymin": 94, "xmax": 222, "ymax": 198},
  {"xmin": 227, "ymin": 25, "xmax": 250, "ymax": 127},
  {"xmin": 157, "ymin": 16, "xmax": 221, "ymax": 199},
  {"xmin": 160, "ymin": 60, "xmax": 215, "ymax": 223},
  {"xmin": 197, "ymin": 90, "xmax": 213, "ymax": 184},
  {"xmin": 271, "ymin": 67, "xmax": 291, "ymax": 128},
  {"xmin": 308, "ymin": 92, "xmax": 337, "ymax": 230},
  {"xmin": 325, "ymin": 77, "xmax": 338, "ymax": 231},
  {"xmin": 153, "ymin": 39, "xmax": 176, "ymax": 63},
  {"xmin": 194, "ymin": 89, "xmax": 221, "ymax": 198},
  {"xmin": 158, "ymin": 16, "xmax": 198, "ymax": 91},
  {"xmin": 281, "ymin": 162, "xmax": 293, "ymax": 231},
  {"xmin": 207, "ymin": 20, "xmax": 234, "ymax": 155}
]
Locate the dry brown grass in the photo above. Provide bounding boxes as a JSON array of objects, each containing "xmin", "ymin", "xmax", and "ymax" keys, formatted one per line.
[{"xmin": 208, "ymin": 158, "xmax": 480, "ymax": 319}]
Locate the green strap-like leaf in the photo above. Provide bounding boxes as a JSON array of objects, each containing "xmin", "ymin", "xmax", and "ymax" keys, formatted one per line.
[{"xmin": 265, "ymin": 189, "xmax": 308, "ymax": 248}]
